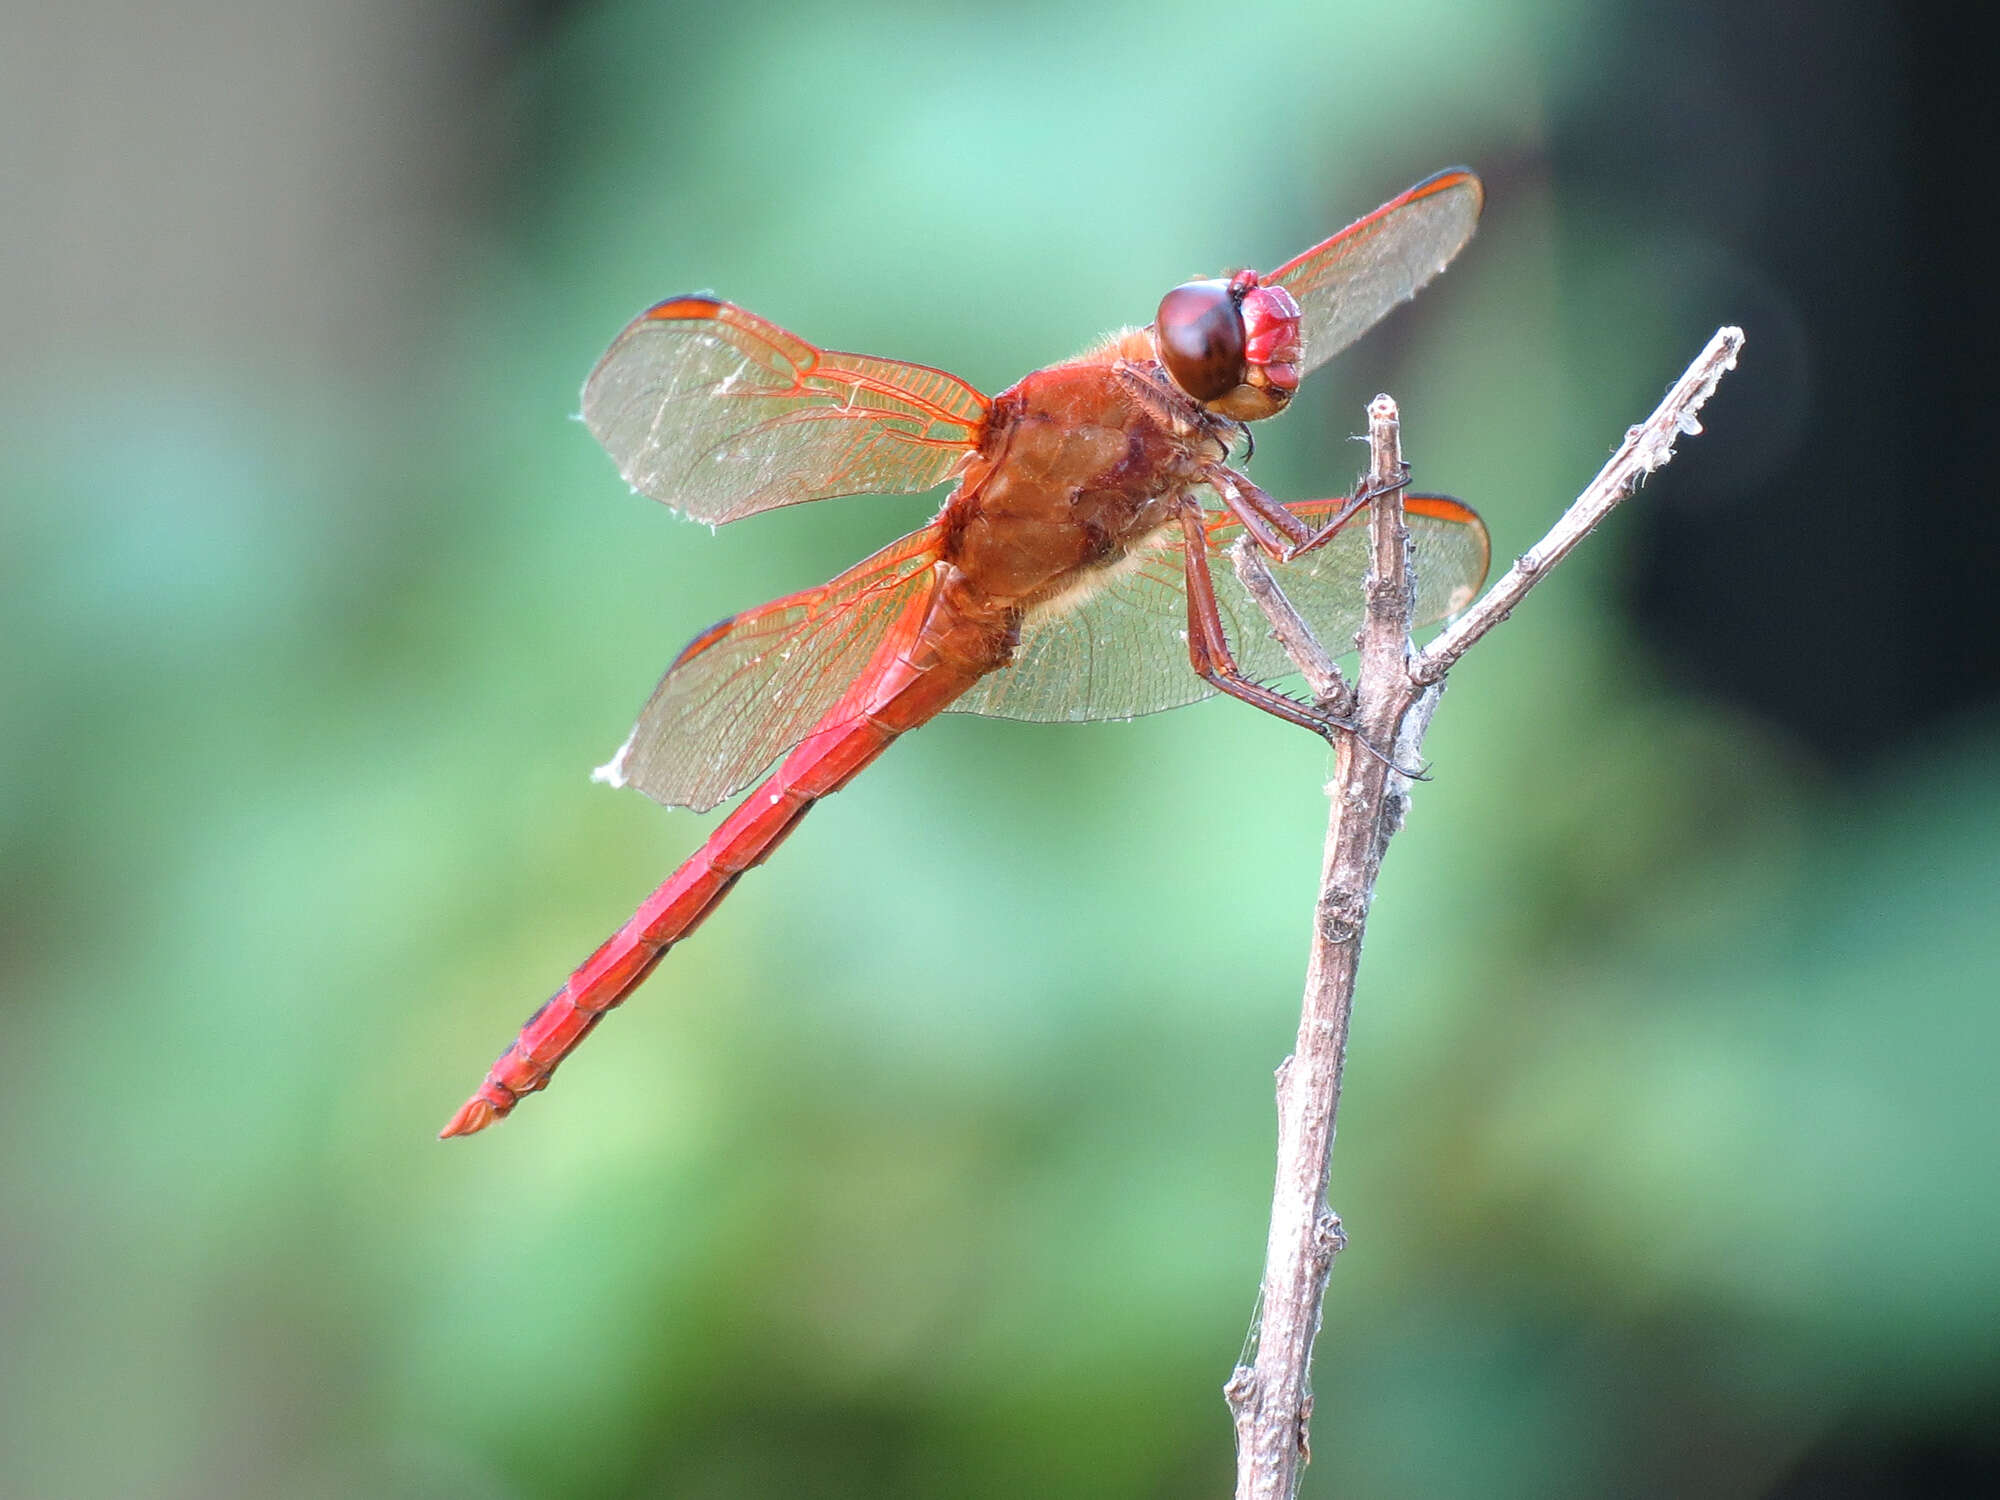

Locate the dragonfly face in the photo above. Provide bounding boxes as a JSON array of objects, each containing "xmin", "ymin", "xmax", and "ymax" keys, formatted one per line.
[{"xmin": 1153, "ymin": 269, "xmax": 1302, "ymax": 421}]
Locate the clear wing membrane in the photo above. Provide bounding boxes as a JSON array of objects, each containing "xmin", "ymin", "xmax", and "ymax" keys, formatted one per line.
[
  {"xmin": 582, "ymin": 297, "xmax": 988, "ymax": 525},
  {"xmin": 952, "ymin": 497, "xmax": 1489, "ymax": 723},
  {"xmin": 599, "ymin": 524, "xmax": 943, "ymax": 810},
  {"xmin": 1270, "ymin": 169, "xmax": 1483, "ymax": 381}
]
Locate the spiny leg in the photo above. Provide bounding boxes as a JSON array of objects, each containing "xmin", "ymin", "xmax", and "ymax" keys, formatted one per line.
[
  {"xmin": 1176, "ymin": 504, "xmax": 1428, "ymax": 777},
  {"xmin": 1206, "ymin": 462, "xmax": 1410, "ymax": 563},
  {"xmin": 1177, "ymin": 505, "xmax": 1346, "ymax": 738}
]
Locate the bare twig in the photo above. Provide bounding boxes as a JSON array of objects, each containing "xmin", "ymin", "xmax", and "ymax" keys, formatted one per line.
[
  {"xmin": 1225, "ymin": 396, "xmax": 1414, "ymax": 1500},
  {"xmin": 1414, "ymin": 326, "xmax": 1744, "ymax": 684},
  {"xmin": 1225, "ymin": 329, "xmax": 1745, "ymax": 1500}
]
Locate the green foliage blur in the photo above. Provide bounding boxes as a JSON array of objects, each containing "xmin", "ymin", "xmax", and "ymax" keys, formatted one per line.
[{"xmin": 5, "ymin": 2, "xmax": 1995, "ymax": 1497}]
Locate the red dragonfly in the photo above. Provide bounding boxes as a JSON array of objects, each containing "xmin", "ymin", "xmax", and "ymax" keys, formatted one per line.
[{"xmin": 442, "ymin": 169, "xmax": 1491, "ymax": 1137}]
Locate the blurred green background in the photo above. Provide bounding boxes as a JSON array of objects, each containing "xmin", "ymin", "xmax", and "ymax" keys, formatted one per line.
[{"xmin": 5, "ymin": 2, "xmax": 1996, "ymax": 1497}]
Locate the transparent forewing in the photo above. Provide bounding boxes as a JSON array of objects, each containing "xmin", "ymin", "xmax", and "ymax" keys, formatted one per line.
[
  {"xmin": 599, "ymin": 525, "xmax": 944, "ymax": 810},
  {"xmin": 1269, "ymin": 170, "xmax": 1483, "ymax": 381},
  {"xmin": 582, "ymin": 297, "xmax": 988, "ymax": 525},
  {"xmin": 951, "ymin": 497, "xmax": 1489, "ymax": 723}
]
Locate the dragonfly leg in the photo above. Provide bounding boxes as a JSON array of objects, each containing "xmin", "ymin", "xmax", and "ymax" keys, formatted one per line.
[
  {"xmin": 1177, "ymin": 505, "xmax": 1430, "ymax": 777},
  {"xmin": 1178, "ymin": 506, "xmax": 1345, "ymax": 739},
  {"xmin": 1207, "ymin": 462, "xmax": 1412, "ymax": 563}
]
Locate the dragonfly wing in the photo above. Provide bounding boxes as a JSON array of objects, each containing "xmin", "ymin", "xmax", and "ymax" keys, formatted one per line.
[
  {"xmin": 599, "ymin": 523, "xmax": 944, "ymax": 810},
  {"xmin": 950, "ymin": 496, "xmax": 1489, "ymax": 724},
  {"xmin": 1270, "ymin": 169, "xmax": 1484, "ymax": 381},
  {"xmin": 583, "ymin": 297, "xmax": 988, "ymax": 525},
  {"xmin": 951, "ymin": 532, "xmax": 1209, "ymax": 723}
]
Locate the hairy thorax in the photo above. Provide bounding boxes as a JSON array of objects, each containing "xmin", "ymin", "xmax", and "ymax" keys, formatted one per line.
[{"xmin": 943, "ymin": 339, "xmax": 1224, "ymax": 614}]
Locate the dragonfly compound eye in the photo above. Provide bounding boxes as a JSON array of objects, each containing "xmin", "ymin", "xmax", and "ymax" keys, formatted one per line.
[{"xmin": 1154, "ymin": 279, "xmax": 1247, "ymax": 403}]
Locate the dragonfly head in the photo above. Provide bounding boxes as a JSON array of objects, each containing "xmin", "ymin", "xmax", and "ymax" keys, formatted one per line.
[{"xmin": 1153, "ymin": 270, "xmax": 1300, "ymax": 423}]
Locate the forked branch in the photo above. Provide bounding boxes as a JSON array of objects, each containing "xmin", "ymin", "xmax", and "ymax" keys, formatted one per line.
[{"xmin": 1225, "ymin": 326, "xmax": 1744, "ymax": 1500}]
